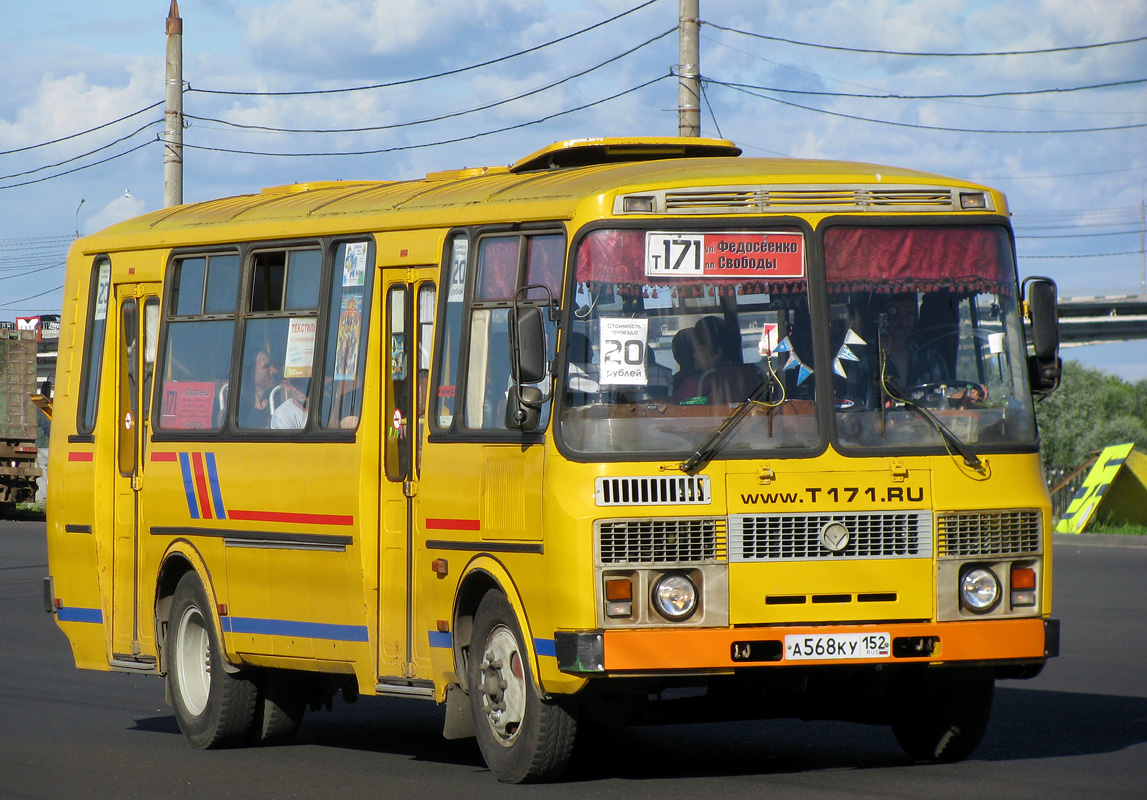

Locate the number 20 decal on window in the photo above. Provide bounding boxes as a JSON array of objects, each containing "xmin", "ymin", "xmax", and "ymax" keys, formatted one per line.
[{"xmin": 645, "ymin": 231, "xmax": 805, "ymax": 279}]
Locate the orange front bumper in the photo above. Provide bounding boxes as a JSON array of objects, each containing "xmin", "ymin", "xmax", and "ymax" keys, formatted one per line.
[{"xmin": 602, "ymin": 617, "xmax": 1050, "ymax": 672}]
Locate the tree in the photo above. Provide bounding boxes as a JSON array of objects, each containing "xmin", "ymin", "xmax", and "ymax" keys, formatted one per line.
[{"xmin": 1036, "ymin": 361, "xmax": 1147, "ymax": 469}]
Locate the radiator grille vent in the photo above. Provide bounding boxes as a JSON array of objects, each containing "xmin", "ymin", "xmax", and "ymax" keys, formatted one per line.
[
  {"xmin": 658, "ymin": 185, "xmax": 964, "ymax": 214},
  {"xmin": 596, "ymin": 518, "xmax": 726, "ymax": 565},
  {"xmin": 595, "ymin": 475, "xmax": 711, "ymax": 506},
  {"xmin": 936, "ymin": 509, "xmax": 1041, "ymax": 558},
  {"xmin": 729, "ymin": 512, "xmax": 932, "ymax": 562}
]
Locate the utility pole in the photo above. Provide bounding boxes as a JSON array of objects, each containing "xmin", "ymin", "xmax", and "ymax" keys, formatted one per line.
[
  {"xmin": 164, "ymin": 0, "xmax": 184, "ymax": 207},
  {"xmin": 678, "ymin": 0, "xmax": 700, "ymax": 137}
]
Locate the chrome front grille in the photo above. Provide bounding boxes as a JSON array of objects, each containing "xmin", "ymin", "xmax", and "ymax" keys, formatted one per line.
[
  {"xmin": 936, "ymin": 509, "xmax": 1042, "ymax": 558},
  {"xmin": 595, "ymin": 475, "xmax": 711, "ymax": 506},
  {"xmin": 728, "ymin": 512, "xmax": 932, "ymax": 562},
  {"xmin": 596, "ymin": 518, "xmax": 726, "ymax": 565}
]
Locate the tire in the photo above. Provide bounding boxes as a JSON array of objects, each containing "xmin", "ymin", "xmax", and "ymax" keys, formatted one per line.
[
  {"xmin": 249, "ymin": 669, "xmax": 307, "ymax": 746},
  {"xmin": 468, "ymin": 590, "xmax": 577, "ymax": 783},
  {"xmin": 167, "ymin": 572, "xmax": 257, "ymax": 749},
  {"xmin": 891, "ymin": 676, "xmax": 994, "ymax": 763}
]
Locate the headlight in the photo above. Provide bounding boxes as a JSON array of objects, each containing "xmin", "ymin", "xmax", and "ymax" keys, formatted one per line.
[
  {"xmin": 960, "ymin": 566, "xmax": 1001, "ymax": 613},
  {"xmin": 651, "ymin": 573, "xmax": 698, "ymax": 621}
]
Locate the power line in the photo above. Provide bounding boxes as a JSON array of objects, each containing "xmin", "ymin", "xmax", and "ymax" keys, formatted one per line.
[
  {"xmin": 1020, "ymin": 251, "xmax": 1141, "ymax": 259},
  {"xmin": 706, "ymin": 76, "xmax": 1147, "ymax": 101},
  {"xmin": 0, "ymin": 285, "xmax": 64, "ymax": 307},
  {"xmin": 189, "ymin": 0, "xmax": 663, "ymax": 98},
  {"xmin": 0, "ymin": 119, "xmax": 161, "ymax": 181},
  {"xmin": 711, "ymin": 80, "xmax": 1147, "ymax": 134},
  {"xmin": 704, "ymin": 20, "xmax": 1147, "ymax": 57},
  {"xmin": 0, "ymin": 139, "xmax": 154, "ymax": 191},
  {"xmin": 185, "ymin": 29, "xmax": 675, "ymax": 135},
  {"xmin": 179, "ymin": 74, "xmax": 670, "ymax": 159},
  {"xmin": 0, "ymin": 101, "xmax": 164, "ymax": 156},
  {"xmin": 1016, "ymin": 229, "xmax": 1141, "ymax": 240}
]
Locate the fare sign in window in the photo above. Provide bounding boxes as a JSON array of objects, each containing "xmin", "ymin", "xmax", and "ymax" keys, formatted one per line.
[{"xmin": 645, "ymin": 232, "xmax": 805, "ymax": 279}]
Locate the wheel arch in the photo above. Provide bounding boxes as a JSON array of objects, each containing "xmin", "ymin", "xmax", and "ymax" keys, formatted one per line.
[
  {"xmin": 452, "ymin": 556, "xmax": 544, "ymax": 696},
  {"xmin": 153, "ymin": 539, "xmax": 227, "ymax": 675}
]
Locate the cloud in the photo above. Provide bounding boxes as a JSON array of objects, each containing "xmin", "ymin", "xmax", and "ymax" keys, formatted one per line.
[{"xmin": 82, "ymin": 192, "xmax": 147, "ymax": 235}]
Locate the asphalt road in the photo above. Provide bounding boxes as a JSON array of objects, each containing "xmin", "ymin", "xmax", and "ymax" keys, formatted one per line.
[{"xmin": 2, "ymin": 518, "xmax": 1145, "ymax": 799}]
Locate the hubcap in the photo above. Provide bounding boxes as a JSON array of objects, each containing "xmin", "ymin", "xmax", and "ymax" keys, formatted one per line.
[
  {"xmin": 478, "ymin": 625, "xmax": 526, "ymax": 745},
  {"xmin": 175, "ymin": 605, "xmax": 211, "ymax": 716}
]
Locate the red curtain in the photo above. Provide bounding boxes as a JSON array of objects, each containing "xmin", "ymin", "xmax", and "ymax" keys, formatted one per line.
[{"xmin": 824, "ymin": 226, "xmax": 1014, "ymax": 295}]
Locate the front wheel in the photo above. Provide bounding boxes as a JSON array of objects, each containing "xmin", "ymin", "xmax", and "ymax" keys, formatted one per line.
[
  {"xmin": 166, "ymin": 572, "xmax": 257, "ymax": 749},
  {"xmin": 468, "ymin": 590, "xmax": 577, "ymax": 783},
  {"xmin": 891, "ymin": 676, "xmax": 994, "ymax": 762}
]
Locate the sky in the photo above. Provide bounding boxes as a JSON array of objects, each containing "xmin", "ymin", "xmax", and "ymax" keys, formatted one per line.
[{"xmin": 1, "ymin": 0, "xmax": 1144, "ymax": 378}]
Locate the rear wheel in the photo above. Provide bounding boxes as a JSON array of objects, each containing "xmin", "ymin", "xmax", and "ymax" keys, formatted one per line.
[
  {"xmin": 249, "ymin": 669, "xmax": 307, "ymax": 746},
  {"xmin": 891, "ymin": 676, "xmax": 994, "ymax": 762},
  {"xmin": 167, "ymin": 572, "xmax": 257, "ymax": 749},
  {"xmin": 468, "ymin": 591, "xmax": 577, "ymax": 783}
]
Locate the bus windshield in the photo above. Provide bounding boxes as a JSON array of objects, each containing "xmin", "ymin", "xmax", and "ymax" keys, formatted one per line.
[
  {"xmin": 559, "ymin": 227, "xmax": 819, "ymax": 458},
  {"xmin": 825, "ymin": 224, "xmax": 1037, "ymax": 451}
]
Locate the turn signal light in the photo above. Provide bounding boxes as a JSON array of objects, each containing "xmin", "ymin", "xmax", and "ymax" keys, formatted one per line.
[
  {"xmin": 1011, "ymin": 565, "xmax": 1037, "ymax": 607},
  {"xmin": 604, "ymin": 577, "xmax": 633, "ymax": 618}
]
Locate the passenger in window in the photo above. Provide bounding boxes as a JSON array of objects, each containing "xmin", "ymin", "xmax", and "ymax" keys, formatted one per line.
[
  {"xmin": 270, "ymin": 376, "xmax": 309, "ymax": 429},
  {"xmin": 238, "ymin": 348, "xmax": 279, "ymax": 428},
  {"xmin": 670, "ymin": 327, "xmax": 698, "ymax": 401}
]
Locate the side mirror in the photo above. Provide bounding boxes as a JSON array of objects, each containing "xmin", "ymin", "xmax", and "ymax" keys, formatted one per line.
[
  {"xmin": 511, "ymin": 305, "xmax": 548, "ymax": 385},
  {"xmin": 1022, "ymin": 276, "xmax": 1061, "ymax": 395},
  {"xmin": 1025, "ymin": 277, "xmax": 1059, "ymax": 360},
  {"xmin": 505, "ymin": 385, "xmax": 543, "ymax": 431}
]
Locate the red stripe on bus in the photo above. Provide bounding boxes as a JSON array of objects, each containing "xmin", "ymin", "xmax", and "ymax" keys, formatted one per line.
[
  {"xmin": 68, "ymin": 452, "xmax": 94, "ymax": 462},
  {"xmin": 228, "ymin": 509, "xmax": 354, "ymax": 526},
  {"xmin": 191, "ymin": 452, "xmax": 214, "ymax": 520},
  {"xmin": 150, "ymin": 451, "xmax": 178, "ymax": 462},
  {"xmin": 425, "ymin": 518, "xmax": 481, "ymax": 531}
]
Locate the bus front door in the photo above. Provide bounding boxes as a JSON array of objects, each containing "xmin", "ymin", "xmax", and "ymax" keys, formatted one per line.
[
  {"xmin": 110, "ymin": 285, "xmax": 160, "ymax": 661},
  {"xmin": 378, "ymin": 273, "xmax": 436, "ymax": 683}
]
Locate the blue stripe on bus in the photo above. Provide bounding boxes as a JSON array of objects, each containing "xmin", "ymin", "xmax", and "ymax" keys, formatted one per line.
[
  {"xmin": 178, "ymin": 452, "xmax": 199, "ymax": 519},
  {"xmin": 220, "ymin": 616, "xmax": 369, "ymax": 643},
  {"xmin": 428, "ymin": 630, "xmax": 452, "ymax": 649},
  {"xmin": 57, "ymin": 606, "xmax": 103, "ymax": 624},
  {"xmin": 533, "ymin": 638, "xmax": 556, "ymax": 658},
  {"xmin": 205, "ymin": 452, "xmax": 227, "ymax": 520}
]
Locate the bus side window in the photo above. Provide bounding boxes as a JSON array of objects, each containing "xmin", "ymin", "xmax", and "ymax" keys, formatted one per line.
[
  {"xmin": 321, "ymin": 241, "xmax": 373, "ymax": 430},
  {"xmin": 157, "ymin": 254, "xmax": 238, "ymax": 432},
  {"xmin": 457, "ymin": 231, "xmax": 561, "ymax": 432},
  {"xmin": 77, "ymin": 258, "xmax": 111, "ymax": 434}
]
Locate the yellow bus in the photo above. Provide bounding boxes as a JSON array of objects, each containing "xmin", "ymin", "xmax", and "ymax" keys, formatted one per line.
[{"xmin": 45, "ymin": 137, "xmax": 1062, "ymax": 783}]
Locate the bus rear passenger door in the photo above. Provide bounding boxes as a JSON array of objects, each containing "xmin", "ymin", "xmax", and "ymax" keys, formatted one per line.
[
  {"xmin": 111, "ymin": 284, "xmax": 160, "ymax": 662},
  {"xmin": 379, "ymin": 272, "xmax": 436, "ymax": 682}
]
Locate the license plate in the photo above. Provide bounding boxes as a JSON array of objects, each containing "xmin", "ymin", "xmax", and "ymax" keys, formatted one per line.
[{"xmin": 784, "ymin": 632, "xmax": 890, "ymax": 661}]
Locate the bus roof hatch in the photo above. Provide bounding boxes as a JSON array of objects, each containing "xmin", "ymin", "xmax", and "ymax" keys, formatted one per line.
[{"xmin": 508, "ymin": 137, "xmax": 742, "ymax": 174}]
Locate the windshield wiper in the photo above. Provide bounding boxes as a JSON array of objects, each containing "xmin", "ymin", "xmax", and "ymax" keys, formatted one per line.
[
  {"xmin": 875, "ymin": 310, "xmax": 983, "ymax": 472},
  {"xmin": 678, "ymin": 376, "xmax": 770, "ymax": 475},
  {"xmin": 882, "ymin": 375, "xmax": 984, "ymax": 472}
]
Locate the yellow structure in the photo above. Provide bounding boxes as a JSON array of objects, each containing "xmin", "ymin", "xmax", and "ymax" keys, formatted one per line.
[
  {"xmin": 46, "ymin": 137, "xmax": 1059, "ymax": 782},
  {"xmin": 1056, "ymin": 443, "xmax": 1147, "ymax": 532}
]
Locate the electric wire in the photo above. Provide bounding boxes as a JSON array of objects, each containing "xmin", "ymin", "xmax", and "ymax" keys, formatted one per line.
[
  {"xmin": 0, "ymin": 101, "xmax": 164, "ymax": 156},
  {"xmin": 704, "ymin": 21, "xmax": 1147, "ymax": 57},
  {"xmin": 188, "ymin": 0, "xmax": 663, "ymax": 97},
  {"xmin": 184, "ymin": 28, "xmax": 675, "ymax": 135},
  {"xmin": 711, "ymin": 80, "xmax": 1147, "ymax": 134},
  {"xmin": 178, "ymin": 74, "xmax": 669, "ymax": 158}
]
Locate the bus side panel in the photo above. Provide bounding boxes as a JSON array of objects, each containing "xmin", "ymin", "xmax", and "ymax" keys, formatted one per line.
[
  {"xmin": 139, "ymin": 440, "xmax": 374, "ymax": 674},
  {"xmin": 46, "ymin": 254, "xmax": 114, "ymax": 670}
]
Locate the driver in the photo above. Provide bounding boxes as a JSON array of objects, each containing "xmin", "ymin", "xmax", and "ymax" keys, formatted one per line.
[{"xmin": 878, "ymin": 292, "xmax": 950, "ymax": 392}]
